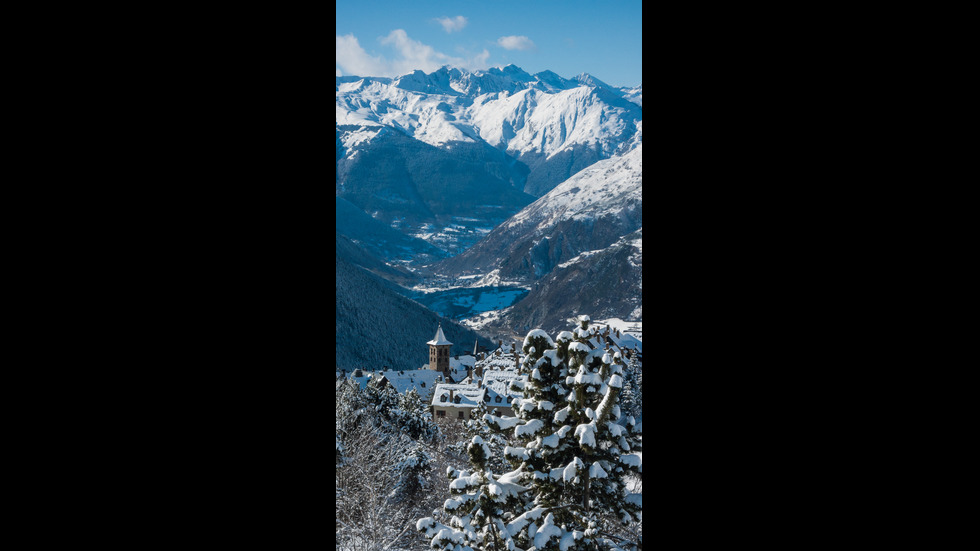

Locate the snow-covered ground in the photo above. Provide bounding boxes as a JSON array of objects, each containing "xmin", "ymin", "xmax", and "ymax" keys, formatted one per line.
[
  {"xmin": 460, "ymin": 307, "xmax": 511, "ymax": 331},
  {"xmin": 410, "ymin": 269, "xmax": 530, "ymax": 293}
]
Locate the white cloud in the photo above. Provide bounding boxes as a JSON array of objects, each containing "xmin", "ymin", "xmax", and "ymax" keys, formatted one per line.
[
  {"xmin": 497, "ymin": 35, "xmax": 536, "ymax": 51},
  {"xmin": 435, "ymin": 15, "xmax": 467, "ymax": 33},
  {"xmin": 336, "ymin": 33, "xmax": 389, "ymax": 77},
  {"xmin": 336, "ymin": 30, "xmax": 491, "ymax": 78}
]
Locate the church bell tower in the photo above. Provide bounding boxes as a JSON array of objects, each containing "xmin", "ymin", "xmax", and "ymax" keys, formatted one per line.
[{"xmin": 428, "ymin": 323, "xmax": 453, "ymax": 378}]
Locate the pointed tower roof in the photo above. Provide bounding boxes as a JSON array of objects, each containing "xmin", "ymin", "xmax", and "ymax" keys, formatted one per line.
[{"xmin": 427, "ymin": 323, "xmax": 453, "ymax": 346}]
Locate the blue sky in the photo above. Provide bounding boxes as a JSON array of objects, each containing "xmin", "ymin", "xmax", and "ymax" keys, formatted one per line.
[{"xmin": 336, "ymin": 0, "xmax": 642, "ymax": 88}]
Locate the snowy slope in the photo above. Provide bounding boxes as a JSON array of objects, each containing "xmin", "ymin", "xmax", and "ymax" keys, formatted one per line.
[
  {"xmin": 465, "ymin": 85, "xmax": 635, "ymax": 161},
  {"xmin": 619, "ymin": 85, "xmax": 642, "ymax": 107},
  {"xmin": 431, "ymin": 144, "xmax": 642, "ymax": 282},
  {"xmin": 462, "ymin": 228, "xmax": 643, "ymax": 339},
  {"xmin": 505, "ymin": 144, "xmax": 642, "ymax": 228}
]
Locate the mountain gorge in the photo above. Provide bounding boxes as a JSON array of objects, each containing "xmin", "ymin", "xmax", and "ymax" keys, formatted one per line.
[
  {"xmin": 336, "ymin": 64, "xmax": 641, "ymax": 258},
  {"xmin": 336, "ymin": 64, "xmax": 641, "ymax": 356}
]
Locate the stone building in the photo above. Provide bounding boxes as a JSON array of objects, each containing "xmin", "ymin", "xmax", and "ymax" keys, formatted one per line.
[{"xmin": 427, "ymin": 324, "xmax": 453, "ymax": 380}]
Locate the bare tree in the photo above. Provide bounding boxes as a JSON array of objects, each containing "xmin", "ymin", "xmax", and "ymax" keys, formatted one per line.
[{"xmin": 336, "ymin": 421, "xmax": 423, "ymax": 551}]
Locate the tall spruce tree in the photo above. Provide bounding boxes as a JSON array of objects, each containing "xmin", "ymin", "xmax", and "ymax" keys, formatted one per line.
[
  {"xmin": 417, "ymin": 435, "xmax": 526, "ymax": 551},
  {"xmin": 422, "ymin": 316, "xmax": 642, "ymax": 551}
]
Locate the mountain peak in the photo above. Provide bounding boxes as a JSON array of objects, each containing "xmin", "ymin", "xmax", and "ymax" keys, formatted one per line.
[{"xmin": 572, "ymin": 72, "xmax": 612, "ymax": 90}]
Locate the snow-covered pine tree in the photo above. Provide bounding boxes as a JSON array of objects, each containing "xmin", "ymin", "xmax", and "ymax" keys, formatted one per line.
[
  {"xmin": 456, "ymin": 399, "xmax": 512, "ymax": 474},
  {"xmin": 464, "ymin": 316, "xmax": 642, "ymax": 551},
  {"xmin": 417, "ymin": 435, "xmax": 527, "ymax": 551},
  {"xmin": 392, "ymin": 387, "xmax": 440, "ymax": 442},
  {"xmin": 494, "ymin": 328, "xmax": 579, "ymax": 514},
  {"xmin": 391, "ymin": 442, "xmax": 433, "ymax": 504},
  {"xmin": 364, "ymin": 379, "xmax": 401, "ymax": 427},
  {"xmin": 618, "ymin": 352, "xmax": 642, "ymax": 422}
]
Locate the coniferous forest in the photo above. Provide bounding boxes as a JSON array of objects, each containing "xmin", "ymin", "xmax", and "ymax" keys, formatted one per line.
[
  {"xmin": 336, "ymin": 317, "xmax": 642, "ymax": 551},
  {"xmin": 336, "ymin": 254, "xmax": 496, "ymax": 372}
]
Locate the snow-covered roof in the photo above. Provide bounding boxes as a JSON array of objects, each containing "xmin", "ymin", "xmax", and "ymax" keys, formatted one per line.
[
  {"xmin": 427, "ymin": 324, "xmax": 453, "ymax": 346},
  {"xmin": 590, "ymin": 319, "xmax": 643, "ymax": 351},
  {"xmin": 585, "ymin": 332, "xmax": 642, "ymax": 355},
  {"xmin": 482, "ymin": 369, "xmax": 524, "ymax": 399},
  {"xmin": 343, "ymin": 368, "xmax": 442, "ymax": 401},
  {"xmin": 447, "ymin": 359, "xmax": 475, "ymax": 383},
  {"xmin": 475, "ymin": 348, "xmax": 522, "ymax": 371},
  {"xmin": 377, "ymin": 369, "xmax": 442, "ymax": 400},
  {"xmin": 450, "ymin": 355, "xmax": 476, "ymax": 369},
  {"xmin": 431, "ymin": 383, "xmax": 485, "ymax": 408}
]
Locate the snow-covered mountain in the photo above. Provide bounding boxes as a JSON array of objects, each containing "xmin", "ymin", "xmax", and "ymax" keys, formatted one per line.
[
  {"xmin": 428, "ymin": 144, "xmax": 642, "ymax": 284},
  {"xmin": 463, "ymin": 228, "xmax": 642, "ymax": 339},
  {"xmin": 337, "ymin": 65, "xmax": 641, "ymax": 195},
  {"xmin": 337, "ymin": 65, "xmax": 641, "ymax": 258},
  {"xmin": 619, "ymin": 85, "xmax": 642, "ymax": 107}
]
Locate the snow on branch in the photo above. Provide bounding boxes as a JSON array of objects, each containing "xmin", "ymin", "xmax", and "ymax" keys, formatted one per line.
[
  {"xmin": 574, "ymin": 422, "xmax": 597, "ymax": 448},
  {"xmin": 515, "ymin": 418, "xmax": 544, "ymax": 438}
]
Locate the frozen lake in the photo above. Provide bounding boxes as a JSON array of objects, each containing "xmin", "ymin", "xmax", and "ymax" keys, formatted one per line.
[{"xmin": 410, "ymin": 286, "xmax": 529, "ymax": 320}]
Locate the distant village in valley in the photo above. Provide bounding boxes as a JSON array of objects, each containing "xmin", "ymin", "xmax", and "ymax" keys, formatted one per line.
[{"xmin": 337, "ymin": 321, "xmax": 643, "ymax": 422}]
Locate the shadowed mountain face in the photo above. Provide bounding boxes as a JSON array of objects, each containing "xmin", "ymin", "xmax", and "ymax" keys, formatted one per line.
[
  {"xmin": 336, "ymin": 254, "xmax": 495, "ymax": 373},
  {"xmin": 337, "ymin": 65, "xmax": 641, "ymax": 259},
  {"xmin": 337, "ymin": 126, "xmax": 533, "ymax": 225},
  {"xmin": 336, "ymin": 232, "xmax": 419, "ymax": 287},
  {"xmin": 336, "ymin": 197, "xmax": 447, "ymax": 265}
]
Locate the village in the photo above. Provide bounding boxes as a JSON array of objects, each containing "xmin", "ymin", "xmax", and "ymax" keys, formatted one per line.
[{"xmin": 336, "ymin": 322, "xmax": 643, "ymax": 421}]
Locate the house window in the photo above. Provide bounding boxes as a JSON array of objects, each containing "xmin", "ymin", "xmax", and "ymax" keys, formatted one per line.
[
  {"xmin": 458, "ymin": 411, "xmax": 464, "ymax": 419},
  {"xmin": 506, "ymin": 396, "xmax": 513, "ymax": 404},
  {"xmin": 495, "ymin": 396, "xmax": 502, "ymax": 403},
  {"xmin": 441, "ymin": 394, "xmax": 448, "ymax": 402},
  {"xmin": 436, "ymin": 410, "xmax": 445, "ymax": 418},
  {"xmin": 484, "ymin": 394, "xmax": 490, "ymax": 402},
  {"xmin": 454, "ymin": 395, "xmax": 461, "ymax": 404}
]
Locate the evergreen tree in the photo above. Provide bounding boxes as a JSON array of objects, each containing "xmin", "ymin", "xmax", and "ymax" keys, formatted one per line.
[
  {"xmin": 391, "ymin": 441, "xmax": 433, "ymax": 504},
  {"xmin": 391, "ymin": 388, "xmax": 440, "ymax": 442},
  {"xmin": 364, "ymin": 380, "xmax": 401, "ymax": 425},
  {"xmin": 426, "ymin": 316, "xmax": 643, "ymax": 551},
  {"xmin": 417, "ymin": 435, "xmax": 525, "ymax": 551},
  {"xmin": 618, "ymin": 353, "xmax": 642, "ymax": 422},
  {"xmin": 459, "ymin": 400, "xmax": 511, "ymax": 474}
]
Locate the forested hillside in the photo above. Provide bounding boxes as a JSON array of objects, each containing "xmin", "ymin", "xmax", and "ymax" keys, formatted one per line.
[
  {"xmin": 336, "ymin": 232, "xmax": 419, "ymax": 287},
  {"xmin": 336, "ymin": 254, "xmax": 494, "ymax": 372}
]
